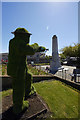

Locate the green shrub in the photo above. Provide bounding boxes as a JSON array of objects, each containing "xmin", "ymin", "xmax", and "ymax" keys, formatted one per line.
[{"xmin": 7, "ymin": 28, "xmax": 46, "ymax": 114}]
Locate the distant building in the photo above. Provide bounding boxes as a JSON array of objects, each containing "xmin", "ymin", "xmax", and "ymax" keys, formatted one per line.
[
  {"xmin": 27, "ymin": 52, "xmax": 45, "ymax": 59},
  {"xmin": 0, "ymin": 52, "xmax": 47, "ymax": 64}
]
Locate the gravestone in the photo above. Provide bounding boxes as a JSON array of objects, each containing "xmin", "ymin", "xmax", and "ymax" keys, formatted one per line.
[{"xmin": 50, "ymin": 35, "xmax": 61, "ymax": 73}]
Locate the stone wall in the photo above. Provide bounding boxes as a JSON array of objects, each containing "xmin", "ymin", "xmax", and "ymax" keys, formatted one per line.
[
  {"xmin": 1, "ymin": 75, "xmax": 80, "ymax": 91},
  {"xmin": 0, "ymin": 75, "xmax": 53, "ymax": 90}
]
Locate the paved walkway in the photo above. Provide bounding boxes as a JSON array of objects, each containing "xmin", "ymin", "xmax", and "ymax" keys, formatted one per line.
[
  {"xmin": 55, "ymin": 65, "xmax": 80, "ymax": 83},
  {"xmin": 36, "ymin": 65, "xmax": 80, "ymax": 83}
]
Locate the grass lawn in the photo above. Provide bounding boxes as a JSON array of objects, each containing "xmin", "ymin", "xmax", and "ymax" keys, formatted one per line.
[
  {"xmin": 2, "ymin": 89, "xmax": 12, "ymax": 97},
  {"xmin": 34, "ymin": 63, "xmax": 50, "ymax": 66},
  {"xmin": 1, "ymin": 64, "xmax": 80, "ymax": 118},
  {"xmin": 34, "ymin": 80, "xmax": 79, "ymax": 119},
  {"xmin": 0, "ymin": 64, "xmax": 7, "ymax": 75},
  {"xmin": 1, "ymin": 80, "xmax": 79, "ymax": 119}
]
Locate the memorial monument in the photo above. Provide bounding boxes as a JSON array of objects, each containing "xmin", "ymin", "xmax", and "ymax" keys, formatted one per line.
[{"xmin": 50, "ymin": 35, "xmax": 61, "ymax": 73}]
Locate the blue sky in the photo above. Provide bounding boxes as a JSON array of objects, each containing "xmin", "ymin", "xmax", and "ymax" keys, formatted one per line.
[{"xmin": 2, "ymin": 2, "xmax": 78, "ymax": 55}]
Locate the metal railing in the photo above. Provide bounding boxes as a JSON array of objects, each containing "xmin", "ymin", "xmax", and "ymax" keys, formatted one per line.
[
  {"xmin": 55, "ymin": 69, "xmax": 80, "ymax": 83},
  {"xmin": 35, "ymin": 65, "xmax": 80, "ymax": 83}
]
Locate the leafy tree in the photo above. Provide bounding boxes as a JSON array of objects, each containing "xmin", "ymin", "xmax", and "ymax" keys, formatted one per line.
[
  {"xmin": 31, "ymin": 43, "xmax": 46, "ymax": 52},
  {"xmin": 60, "ymin": 43, "xmax": 80, "ymax": 58}
]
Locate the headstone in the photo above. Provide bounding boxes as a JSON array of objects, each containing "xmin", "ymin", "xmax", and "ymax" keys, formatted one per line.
[{"xmin": 50, "ymin": 35, "xmax": 61, "ymax": 73}]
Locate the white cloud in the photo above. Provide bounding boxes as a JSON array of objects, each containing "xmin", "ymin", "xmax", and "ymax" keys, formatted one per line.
[{"xmin": 46, "ymin": 26, "xmax": 49, "ymax": 30}]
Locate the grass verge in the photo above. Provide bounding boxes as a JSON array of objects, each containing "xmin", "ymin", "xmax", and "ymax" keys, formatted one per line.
[
  {"xmin": 2, "ymin": 89, "xmax": 12, "ymax": 97},
  {"xmin": 1, "ymin": 80, "xmax": 79, "ymax": 119},
  {"xmin": 34, "ymin": 80, "xmax": 79, "ymax": 119}
]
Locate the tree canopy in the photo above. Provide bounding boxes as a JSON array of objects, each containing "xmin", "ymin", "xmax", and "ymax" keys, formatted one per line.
[
  {"xmin": 60, "ymin": 43, "xmax": 80, "ymax": 59},
  {"xmin": 31, "ymin": 43, "xmax": 46, "ymax": 52}
]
